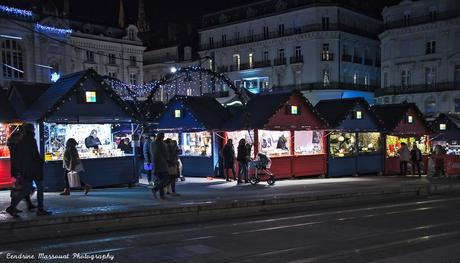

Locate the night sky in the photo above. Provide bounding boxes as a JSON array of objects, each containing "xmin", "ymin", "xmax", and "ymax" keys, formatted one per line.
[{"xmin": 1, "ymin": 0, "xmax": 401, "ymax": 28}]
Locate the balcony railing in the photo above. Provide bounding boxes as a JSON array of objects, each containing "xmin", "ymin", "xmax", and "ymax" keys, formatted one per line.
[
  {"xmin": 342, "ymin": 54, "xmax": 352, "ymax": 62},
  {"xmin": 364, "ymin": 59, "xmax": 373, "ymax": 66},
  {"xmin": 199, "ymin": 23, "xmax": 379, "ymax": 50},
  {"xmin": 264, "ymin": 82, "xmax": 378, "ymax": 93},
  {"xmin": 375, "ymin": 82, "xmax": 460, "ymax": 97},
  {"xmin": 290, "ymin": 56, "xmax": 304, "ymax": 64},
  {"xmin": 273, "ymin": 57, "xmax": 287, "ymax": 66},
  {"xmin": 384, "ymin": 9, "xmax": 460, "ymax": 30},
  {"xmin": 353, "ymin": 56, "xmax": 362, "ymax": 64},
  {"xmin": 321, "ymin": 52, "xmax": 333, "ymax": 61},
  {"xmin": 253, "ymin": 60, "xmax": 272, "ymax": 68}
]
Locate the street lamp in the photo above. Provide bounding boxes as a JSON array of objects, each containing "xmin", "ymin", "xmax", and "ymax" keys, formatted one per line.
[{"xmin": 170, "ymin": 66, "xmax": 177, "ymax": 73}]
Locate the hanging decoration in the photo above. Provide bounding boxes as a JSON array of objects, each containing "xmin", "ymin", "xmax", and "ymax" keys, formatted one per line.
[
  {"xmin": 35, "ymin": 23, "xmax": 73, "ymax": 36},
  {"xmin": 0, "ymin": 5, "xmax": 33, "ymax": 17}
]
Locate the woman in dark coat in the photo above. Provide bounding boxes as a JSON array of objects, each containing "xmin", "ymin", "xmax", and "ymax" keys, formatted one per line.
[
  {"xmin": 237, "ymin": 139, "xmax": 249, "ymax": 184},
  {"xmin": 61, "ymin": 138, "xmax": 91, "ymax": 195},
  {"xmin": 222, "ymin": 139, "xmax": 236, "ymax": 182}
]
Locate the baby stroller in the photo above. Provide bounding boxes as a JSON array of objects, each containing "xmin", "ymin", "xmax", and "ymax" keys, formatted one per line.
[{"xmin": 249, "ymin": 153, "xmax": 275, "ymax": 185}]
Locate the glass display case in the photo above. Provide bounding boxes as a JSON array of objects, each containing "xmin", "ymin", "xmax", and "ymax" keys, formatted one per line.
[
  {"xmin": 44, "ymin": 123, "xmax": 134, "ymax": 161},
  {"xmin": 258, "ymin": 130, "xmax": 291, "ymax": 157},
  {"xmin": 226, "ymin": 130, "xmax": 255, "ymax": 157},
  {"xmin": 181, "ymin": 131, "xmax": 212, "ymax": 157},
  {"xmin": 358, "ymin": 132, "xmax": 381, "ymax": 154},
  {"xmin": 294, "ymin": 130, "xmax": 324, "ymax": 155},
  {"xmin": 432, "ymin": 140, "xmax": 460, "ymax": 155},
  {"xmin": 329, "ymin": 132, "xmax": 356, "ymax": 158},
  {"xmin": 386, "ymin": 135, "xmax": 430, "ymax": 157},
  {"xmin": 0, "ymin": 123, "xmax": 19, "ymax": 158},
  {"xmin": 164, "ymin": 133, "xmax": 179, "ymax": 142}
]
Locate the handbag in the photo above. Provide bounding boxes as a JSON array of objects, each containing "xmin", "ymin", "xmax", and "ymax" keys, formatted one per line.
[{"xmin": 67, "ymin": 171, "xmax": 81, "ymax": 188}]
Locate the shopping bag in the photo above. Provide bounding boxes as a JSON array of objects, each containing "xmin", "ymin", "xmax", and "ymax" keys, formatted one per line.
[{"xmin": 67, "ymin": 171, "xmax": 81, "ymax": 188}]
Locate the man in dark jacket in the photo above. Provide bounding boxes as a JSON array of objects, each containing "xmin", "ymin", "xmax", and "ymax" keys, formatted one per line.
[
  {"xmin": 222, "ymin": 139, "xmax": 236, "ymax": 182},
  {"xmin": 85, "ymin": 129, "xmax": 102, "ymax": 149},
  {"xmin": 19, "ymin": 124, "xmax": 51, "ymax": 216},
  {"xmin": 410, "ymin": 143, "xmax": 423, "ymax": 178},
  {"xmin": 143, "ymin": 133, "xmax": 155, "ymax": 185},
  {"xmin": 151, "ymin": 133, "xmax": 169, "ymax": 199}
]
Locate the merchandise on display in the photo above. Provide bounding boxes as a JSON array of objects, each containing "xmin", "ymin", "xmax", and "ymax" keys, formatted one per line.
[
  {"xmin": 44, "ymin": 123, "xmax": 134, "ymax": 161},
  {"xmin": 329, "ymin": 132, "xmax": 356, "ymax": 158},
  {"xmin": 0, "ymin": 124, "xmax": 19, "ymax": 158},
  {"xmin": 358, "ymin": 132, "xmax": 381, "ymax": 153},
  {"xmin": 294, "ymin": 130, "xmax": 324, "ymax": 155},
  {"xmin": 385, "ymin": 135, "xmax": 430, "ymax": 157},
  {"xmin": 227, "ymin": 130, "xmax": 255, "ymax": 157},
  {"xmin": 181, "ymin": 131, "xmax": 212, "ymax": 157},
  {"xmin": 258, "ymin": 130, "xmax": 290, "ymax": 157}
]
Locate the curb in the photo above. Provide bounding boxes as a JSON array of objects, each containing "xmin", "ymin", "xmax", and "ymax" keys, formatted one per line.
[{"xmin": 1, "ymin": 183, "xmax": 460, "ymax": 244}]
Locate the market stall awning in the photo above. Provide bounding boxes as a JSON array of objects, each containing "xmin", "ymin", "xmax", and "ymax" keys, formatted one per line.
[
  {"xmin": 224, "ymin": 90, "xmax": 327, "ymax": 130},
  {"xmin": 20, "ymin": 69, "xmax": 137, "ymax": 123},
  {"xmin": 0, "ymin": 89, "xmax": 18, "ymax": 123},
  {"xmin": 156, "ymin": 96, "xmax": 231, "ymax": 131},
  {"xmin": 371, "ymin": 103, "xmax": 430, "ymax": 135},
  {"xmin": 315, "ymin": 97, "xmax": 381, "ymax": 131}
]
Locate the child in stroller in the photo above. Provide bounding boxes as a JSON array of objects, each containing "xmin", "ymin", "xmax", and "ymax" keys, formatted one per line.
[{"xmin": 248, "ymin": 153, "xmax": 275, "ymax": 185}]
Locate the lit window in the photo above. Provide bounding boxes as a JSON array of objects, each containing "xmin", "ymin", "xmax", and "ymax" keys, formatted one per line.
[
  {"xmin": 355, "ymin": 111, "xmax": 363, "ymax": 119},
  {"xmin": 290, "ymin": 105, "xmax": 299, "ymax": 115},
  {"xmin": 174, "ymin": 110, "xmax": 182, "ymax": 118},
  {"xmin": 85, "ymin": 91, "xmax": 97, "ymax": 103},
  {"xmin": 407, "ymin": 115, "xmax": 413, "ymax": 123},
  {"xmin": 439, "ymin": 123, "xmax": 446, "ymax": 130}
]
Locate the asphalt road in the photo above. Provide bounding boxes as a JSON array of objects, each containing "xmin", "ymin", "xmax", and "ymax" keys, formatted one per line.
[{"xmin": 2, "ymin": 195, "xmax": 460, "ymax": 263}]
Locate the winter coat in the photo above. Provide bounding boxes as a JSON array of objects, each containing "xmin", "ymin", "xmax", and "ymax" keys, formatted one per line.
[
  {"xmin": 397, "ymin": 147, "xmax": 411, "ymax": 162},
  {"xmin": 85, "ymin": 136, "xmax": 101, "ymax": 149},
  {"xmin": 118, "ymin": 142, "xmax": 133, "ymax": 154},
  {"xmin": 167, "ymin": 143, "xmax": 180, "ymax": 176},
  {"xmin": 7, "ymin": 130, "xmax": 24, "ymax": 177},
  {"xmin": 237, "ymin": 144, "xmax": 248, "ymax": 164},
  {"xmin": 21, "ymin": 131, "xmax": 44, "ymax": 181},
  {"xmin": 153, "ymin": 139, "xmax": 169, "ymax": 173},
  {"xmin": 222, "ymin": 143, "xmax": 235, "ymax": 168},
  {"xmin": 63, "ymin": 146, "xmax": 81, "ymax": 171},
  {"xmin": 410, "ymin": 148, "xmax": 422, "ymax": 162},
  {"xmin": 143, "ymin": 139, "xmax": 151, "ymax": 162}
]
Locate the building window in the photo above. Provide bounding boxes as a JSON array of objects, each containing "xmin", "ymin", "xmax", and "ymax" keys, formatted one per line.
[
  {"xmin": 248, "ymin": 53, "xmax": 254, "ymax": 68},
  {"xmin": 108, "ymin": 53, "xmax": 116, "ymax": 64},
  {"xmin": 129, "ymin": 56, "xmax": 137, "ymax": 66},
  {"xmin": 209, "ymin": 37, "xmax": 214, "ymax": 48},
  {"xmin": 429, "ymin": 7, "xmax": 437, "ymax": 22},
  {"xmin": 322, "ymin": 17, "xmax": 330, "ymax": 30},
  {"xmin": 383, "ymin": 72, "xmax": 388, "ymax": 88},
  {"xmin": 187, "ymin": 88, "xmax": 192, "ymax": 96},
  {"xmin": 128, "ymin": 29, "xmax": 135, "ymax": 41},
  {"xmin": 86, "ymin": 50, "xmax": 94, "ymax": 62},
  {"xmin": 1, "ymin": 40, "xmax": 24, "ymax": 79},
  {"xmin": 278, "ymin": 49, "xmax": 285, "ymax": 60},
  {"xmin": 353, "ymin": 73, "xmax": 358, "ymax": 85},
  {"xmin": 248, "ymin": 29, "xmax": 254, "ymax": 41},
  {"xmin": 263, "ymin": 51, "xmax": 269, "ymax": 64},
  {"xmin": 278, "ymin": 24, "xmax": 285, "ymax": 37},
  {"xmin": 233, "ymin": 54, "xmax": 240, "ymax": 71},
  {"xmin": 426, "ymin": 40, "xmax": 436, "ymax": 54},
  {"xmin": 221, "ymin": 34, "xmax": 227, "ymax": 46},
  {"xmin": 454, "ymin": 65, "xmax": 460, "ymax": 84},
  {"xmin": 404, "ymin": 12, "xmax": 411, "ymax": 26},
  {"xmin": 425, "ymin": 99, "xmax": 436, "ymax": 114},
  {"xmin": 108, "ymin": 71, "xmax": 116, "ymax": 78},
  {"xmin": 425, "ymin": 66, "xmax": 436, "ymax": 86},
  {"xmin": 129, "ymin": 73, "xmax": 137, "ymax": 85},
  {"xmin": 323, "ymin": 69, "xmax": 330, "ymax": 86},
  {"xmin": 401, "ymin": 69, "xmax": 411, "ymax": 87},
  {"xmin": 455, "ymin": 98, "xmax": 460, "ymax": 112},
  {"xmin": 234, "ymin": 32, "xmax": 240, "ymax": 42},
  {"xmin": 295, "ymin": 46, "xmax": 302, "ymax": 60},
  {"xmin": 322, "ymin": 43, "xmax": 331, "ymax": 61},
  {"xmin": 263, "ymin": 26, "xmax": 269, "ymax": 39}
]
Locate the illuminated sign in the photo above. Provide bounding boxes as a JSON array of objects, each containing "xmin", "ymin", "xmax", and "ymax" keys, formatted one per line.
[
  {"xmin": 174, "ymin": 109, "xmax": 182, "ymax": 118},
  {"xmin": 85, "ymin": 91, "xmax": 97, "ymax": 103},
  {"xmin": 440, "ymin": 123, "xmax": 446, "ymax": 130}
]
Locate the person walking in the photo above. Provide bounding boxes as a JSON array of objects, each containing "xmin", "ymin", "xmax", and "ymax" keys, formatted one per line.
[
  {"xmin": 237, "ymin": 139, "xmax": 249, "ymax": 184},
  {"xmin": 166, "ymin": 140, "xmax": 180, "ymax": 196},
  {"xmin": 397, "ymin": 142, "xmax": 411, "ymax": 176},
  {"xmin": 61, "ymin": 138, "xmax": 92, "ymax": 195},
  {"xmin": 151, "ymin": 133, "xmax": 169, "ymax": 199},
  {"xmin": 20, "ymin": 124, "xmax": 51, "ymax": 215},
  {"xmin": 222, "ymin": 139, "xmax": 236, "ymax": 182},
  {"xmin": 433, "ymin": 145, "xmax": 446, "ymax": 177},
  {"xmin": 410, "ymin": 143, "xmax": 423, "ymax": 178},
  {"xmin": 143, "ymin": 133, "xmax": 155, "ymax": 185}
]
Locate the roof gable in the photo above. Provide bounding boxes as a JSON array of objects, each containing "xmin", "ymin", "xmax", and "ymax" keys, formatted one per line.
[{"xmin": 371, "ymin": 103, "xmax": 429, "ymax": 134}]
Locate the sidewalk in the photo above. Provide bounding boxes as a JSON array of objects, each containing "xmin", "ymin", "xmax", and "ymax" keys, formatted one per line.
[{"xmin": 1, "ymin": 176, "xmax": 460, "ymax": 244}]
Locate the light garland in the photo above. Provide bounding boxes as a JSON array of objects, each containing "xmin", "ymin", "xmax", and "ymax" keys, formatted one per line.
[
  {"xmin": 0, "ymin": 5, "xmax": 33, "ymax": 17},
  {"xmin": 35, "ymin": 23, "xmax": 73, "ymax": 36}
]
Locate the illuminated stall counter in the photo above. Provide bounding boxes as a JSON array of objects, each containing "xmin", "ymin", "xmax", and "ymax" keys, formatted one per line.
[
  {"xmin": 225, "ymin": 91, "xmax": 327, "ymax": 179},
  {"xmin": 429, "ymin": 113, "xmax": 460, "ymax": 176},
  {"xmin": 315, "ymin": 98, "xmax": 384, "ymax": 177},
  {"xmin": 371, "ymin": 103, "xmax": 431, "ymax": 176},
  {"xmin": 155, "ymin": 96, "xmax": 230, "ymax": 177},
  {"xmin": 20, "ymin": 69, "xmax": 139, "ymax": 191}
]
